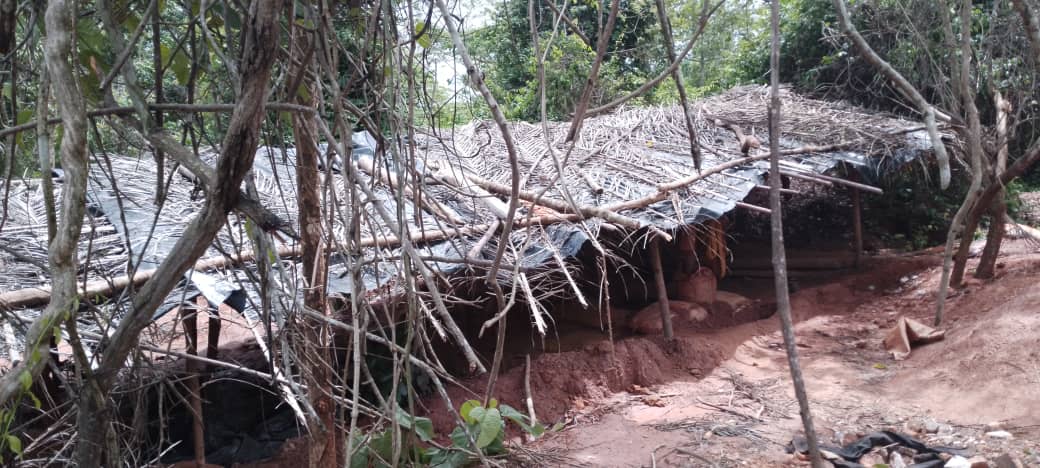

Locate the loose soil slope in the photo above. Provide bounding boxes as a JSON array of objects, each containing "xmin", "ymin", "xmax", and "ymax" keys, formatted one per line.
[{"xmin": 530, "ymin": 242, "xmax": 1040, "ymax": 467}]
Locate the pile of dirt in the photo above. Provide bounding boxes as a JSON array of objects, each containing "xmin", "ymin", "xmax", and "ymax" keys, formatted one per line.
[{"xmin": 530, "ymin": 241, "xmax": 1040, "ymax": 467}]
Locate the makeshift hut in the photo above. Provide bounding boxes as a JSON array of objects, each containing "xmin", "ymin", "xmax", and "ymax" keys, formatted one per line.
[{"xmin": 0, "ymin": 85, "xmax": 944, "ymax": 463}]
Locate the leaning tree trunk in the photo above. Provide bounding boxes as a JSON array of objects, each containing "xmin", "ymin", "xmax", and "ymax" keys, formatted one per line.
[
  {"xmin": 975, "ymin": 90, "xmax": 1011, "ymax": 279},
  {"xmin": 769, "ymin": 1, "xmax": 823, "ymax": 466},
  {"xmin": 72, "ymin": 1, "xmax": 285, "ymax": 464},
  {"xmin": 935, "ymin": 0, "xmax": 987, "ymax": 325},
  {"xmin": 0, "ymin": 0, "xmax": 89, "ymax": 416},
  {"xmin": 290, "ymin": 20, "xmax": 337, "ymax": 468}
]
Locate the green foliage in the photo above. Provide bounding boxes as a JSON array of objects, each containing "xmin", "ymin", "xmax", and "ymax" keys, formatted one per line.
[
  {"xmin": 468, "ymin": 0, "xmax": 663, "ymax": 121},
  {"xmin": 349, "ymin": 399, "xmax": 543, "ymax": 468},
  {"xmin": 864, "ymin": 166, "xmax": 969, "ymax": 250}
]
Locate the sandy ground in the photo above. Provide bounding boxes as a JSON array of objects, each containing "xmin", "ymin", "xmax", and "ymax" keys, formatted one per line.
[{"xmin": 521, "ymin": 240, "xmax": 1040, "ymax": 467}]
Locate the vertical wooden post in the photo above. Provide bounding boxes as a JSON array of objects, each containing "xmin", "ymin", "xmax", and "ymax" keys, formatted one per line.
[
  {"xmin": 181, "ymin": 303, "xmax": 206, "ymax": 467},
  {"xmin": 206, "ymin": 309, "xmax": 221, "ymax": 362},
  {"xmin": 852, "ymin": 188, "xmax": 862, "ymax": 267},
  {"xmin": 649, "ymin": 237, "xmax": 674, "ymax": 340}
]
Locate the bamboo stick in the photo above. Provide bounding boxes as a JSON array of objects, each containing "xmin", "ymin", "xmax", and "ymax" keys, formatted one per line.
[{"xmin": 649, "ymin": 237, "xmax": 674, "ymax": 340}]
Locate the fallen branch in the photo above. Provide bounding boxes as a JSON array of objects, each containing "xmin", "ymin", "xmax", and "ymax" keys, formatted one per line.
[{"xmin": 0, "ymin": 102, "xmax": 316, "ymax": 140}]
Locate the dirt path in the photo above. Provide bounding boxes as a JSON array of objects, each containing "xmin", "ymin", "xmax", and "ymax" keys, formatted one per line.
[{"xmin": 527, "ymin": 243, "xmax": 1040, "ymax": 467}]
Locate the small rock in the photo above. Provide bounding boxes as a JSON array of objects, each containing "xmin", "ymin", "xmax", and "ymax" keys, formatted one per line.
[
  {"xmin": 628, "ymin": 384, "xmax": 651, "ymax": 395},
  {"xmin": 842, "ymin": 432, "xmax": 863, "ymax": 446},
  {"xmin": 859, "ymin": 451, "xmax": 885, "ymax": 466},
  {"xmin": 900, "ymin": 276, "xmax": 910, "ymax": 284},
  {"xmin": 890, "ymin": 452, "xmax": 908, "ymax": 468},
  {"xmin": 992, "ymin": 454, "xmax": 1024, "ymax": 468},
  {"xmin": 925, "ymin": 420, "xmax": 941, "ymax": 433},
  {"xmin": 985, "ymin": 430, "xmax": 1013, "ymax": 439},
  {"xmin": 946, "ymin": 456, "xmax": 972, "ymax": 468},
  {"xmin": 985, "ymin": 421, "xmax": 1005, "ymax": 431},
  {"xmin": 967, "ymin": 456, "xmax": 991, "ymax": 468},
  {"xmin": 906, "ymin": 420, "xmax": 926, "ymax": 434}
]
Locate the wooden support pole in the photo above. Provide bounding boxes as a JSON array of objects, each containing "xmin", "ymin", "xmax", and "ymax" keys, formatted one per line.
[
  {"xmin": 206, "ymin": 309, "xmax": 221, "ymax": 363},
  {"xmin": 852, "ymin": 188, "xmax": 863, "ymax": 267},
  {"xmin": 180, "ymin": 304, "xmax": 207, "ymax": 467},
  {"xmin": 649, "ymin": 237, "xmax": 674, "ymax": 340}
]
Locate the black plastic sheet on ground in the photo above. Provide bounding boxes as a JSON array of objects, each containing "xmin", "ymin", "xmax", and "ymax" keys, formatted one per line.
[{"xmin": 787, "ymin": 430, "xmax": 971, "ymax": 468}]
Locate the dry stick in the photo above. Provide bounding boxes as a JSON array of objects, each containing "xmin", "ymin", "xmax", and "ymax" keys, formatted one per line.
[
  {"xmin": 852, "ymin": 188, "xmax": 862, "ymax": 267},
  {"xmin": 584, "ymin": 0, "xmax": 724, "ymax": 118},
  {"xmin": 781, "ymin": 169, "xmax": 833, "ymax": 186},
  {"xmin": 653, "ymin": 0, "xmax": 701, "ymax": 170},
  {"xmin": 780, "ymin": 167, "xmax": 884, "ymax": 194},
  {"xmin": 0, "ymin": 214, "xmax": 584, "ymax": 310},
  {"xmin": 313, "ymin": 116, "xmax": 487, "ymax": 376},
  {"xmin": 434, "ymin": 0, "xmax": 521, "ymax": 404},
  {"xmin": 769, "ymin": 0, "xmax": 822, "ymax": 466},
  {"xmin": 831, "ymin": 0, "xmax": 952, "ymax": 189},
  {"xmin": 0, "ymin": 102, "xmax": 315, "ymax": 140},
  {"xmin": 541, "ymin": 0, "xmax": 592, "ymax": 48},
  {"xmin": 649, "ymin": 237, "xmax": 674, "ymax": 340},
  {"xmin": 429, "ymin": 163, "xmax": 511, "ymax": 219},
  {"xmin": 462, "ymin": 171, "xmax": 673, "ymax": 241},
  {"xmin": 97, "ymin": 0, "xmax": 159, "ymax": 91},
  {"xmin": 565, "ymin": 0, "xmax": 621, "ymax": 142},
  {"xmin": 0, "ymin": 0, "xmax": 90, "ymax": 410},
  {"xmin": 523, "ymin": 354, "xmax": 538, "ymax": 442},
  {"xmin": 358, "ymin": 155, "xmax": 466, "ymax": 224}
]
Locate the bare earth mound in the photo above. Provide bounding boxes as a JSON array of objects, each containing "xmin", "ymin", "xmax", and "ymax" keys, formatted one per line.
[{"xmin": 525, "ymin": 242, "xmax": 1040, "ymax": 467}]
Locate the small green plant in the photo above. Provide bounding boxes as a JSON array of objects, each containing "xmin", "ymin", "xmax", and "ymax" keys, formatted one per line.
[
  {"xmin": 348, "ymin": 399, "xmax": 544, "ymax": 468},
  {"xmin": 426, "ymin": 399, "xmax": 544, "ymax": 467}
]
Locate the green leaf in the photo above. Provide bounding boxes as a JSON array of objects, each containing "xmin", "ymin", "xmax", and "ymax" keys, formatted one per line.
[
  {"xmin": 500, "ymin": 404, "xmax": 543, "ymax": 436},
  {"xmin": 52, "ymin": 325, "xmax": 63, "ymax": 346},
  {"xmin": 414, "ymin": 21, "xmax": 432, "ymax": 49},
  {"xmin": 19, "ymin": 370, "xmax": 32, "ymax": 391},
  {"xmin": 448, "ymin": 425, "xmax": 470, "ymax": 449},
  {"xmin": 473, "ymin": 407, "xmax": 502, "ymax": 449},
  {"xmin": 428, "ymin": 447, "xmax": 469, "ymax": 468},
  {"xmin": 487, "ymin": 398, "xmax": 498, "ymax": 409},
  {"xmin": 395, "ymin": 407, "xmax": 435, "ymax": 442},
  {"xmin": 172, "ymin": 50, "xmax": 191, "ymax": 85},
  {"xmin": 29, "ymin": 392, "xmax": 42, "ymax": 410},
  {"xmin": 4, "ymin": 435, "xmax": 21, "ymax": 456},
  {"xmin": 123, "ymin": 13, "xmax": 141, "ymax": 34},
  {"xmin": 14, "ymin": 109, "xmax": 33, "ymax": 147},
  {"xmin": 459, "ymin": 400, "xmax": 480, "ymax": 424},
  {"xmin": 368, "ymin": 430, "xmax": 394, "ymax": 466},
  {"xmin": 296, "ymin": 83, "xmax": 311, "ymax": 103},
  {"xmin": 16, "ymin": 109, "xmax": 32, "ymax": 125}
]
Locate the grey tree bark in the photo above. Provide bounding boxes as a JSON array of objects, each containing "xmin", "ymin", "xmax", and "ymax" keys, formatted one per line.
[
  {"xmin": 0, "ymin": 0, "xmax": 89, "ymax": 411},
  {"xmin": 72, "ymin": 0, "xmax": 285, "ymax": 464},
  {"xmin": 653, "ymin": 0, "xmax": 701, "ymax": 171},
  {"xmin": 770, "ymin": 0, "xmax": 823, "ymax": 466},
  {"xmin": 289, "ymin": 18, "xmax": 337, "ymax": 468}
]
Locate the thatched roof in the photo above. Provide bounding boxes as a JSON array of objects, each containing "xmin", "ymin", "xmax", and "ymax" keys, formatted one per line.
[{"xmin": 0, "ymin": 85, "xmax": 938, "ymax": 362}]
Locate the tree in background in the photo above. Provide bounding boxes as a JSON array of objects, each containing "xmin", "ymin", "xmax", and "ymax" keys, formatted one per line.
[{"xmin": 468, "ymin": 0, "xmax": 664, "ymax": 121}]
